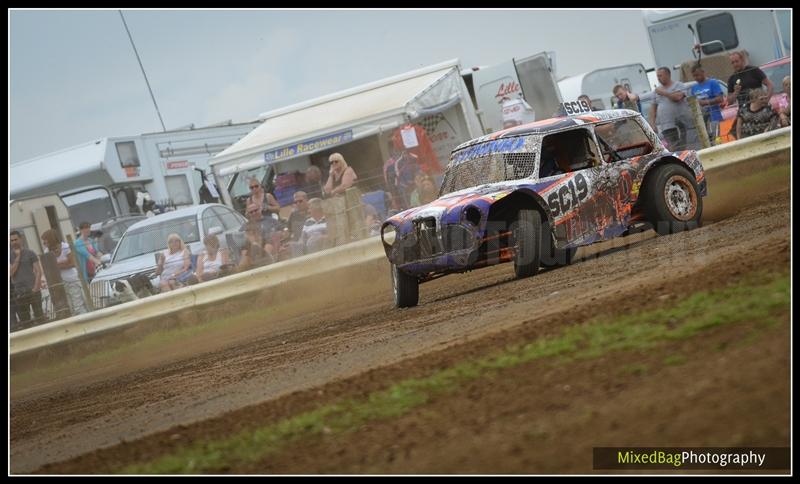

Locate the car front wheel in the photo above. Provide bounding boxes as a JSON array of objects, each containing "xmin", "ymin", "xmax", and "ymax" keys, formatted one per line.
[
  {"xmin": 512, "ymin": 209, "xmax": 542, "ymax": 278},
  {"xmin": 643, "ymin": 164, "xmax": 703, "ymax": 235},
  {"xmin": 392, "ymin": 263, "xmax": 419, "ymax": 308}
]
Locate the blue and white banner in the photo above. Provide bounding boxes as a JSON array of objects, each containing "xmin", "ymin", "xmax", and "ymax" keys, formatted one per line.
[{"xmin": 264, "ymin": 130, "xmax": 353, "ymax": 163}]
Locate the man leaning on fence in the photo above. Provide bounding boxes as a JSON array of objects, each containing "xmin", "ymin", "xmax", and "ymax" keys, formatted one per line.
[
  {"xmin": 10, "ymin": 230, "xmax": 44, "ymax": 330},
  {"xmin": 690, "ymin": 63, "xmax": 725, "ymax": 144},
  {"xmin": 649, "ymin": 67, "xmax": 700, "ymax": 151}
]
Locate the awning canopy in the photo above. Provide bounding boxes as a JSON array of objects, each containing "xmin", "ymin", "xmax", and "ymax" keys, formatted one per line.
[{"xmin": 211, "ymin": 59, "xmax": 473, "ymax": 176}]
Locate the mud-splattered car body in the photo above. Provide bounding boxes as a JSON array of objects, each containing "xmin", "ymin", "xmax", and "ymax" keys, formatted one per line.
[{"xmin": 381, "ymin": 109, "xmax": 707, "ymax": 284}]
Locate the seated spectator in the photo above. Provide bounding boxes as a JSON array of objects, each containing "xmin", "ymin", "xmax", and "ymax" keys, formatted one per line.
[
  {"xmin": 779, "ymin": 76, "xmax": 790, "ymax": 127},
  {"xmin": 300, "ymin": 198, "xmax": 329, "ymax": 254},
  {"xmin": 323, "ymin": 153, "xmax": 358, "ymax": 197},
  {"xmin": 242, "ymin": 202, "xmax": 278, "ymax": 242},
  {"xmin": 737, "ymin": 88, "xmax": 779, "ymax": 139},
  {"xmin": 155, "ymin": 233, "xmax": 193, "ymax": 292},
  {"xmin": 238, "ymin": 222, "xmax": 274, "ymax": 271},
  {"xmin": 287, "ymin": 191, "xmax": 309, "ymax": 241},
  {"xmin": 195, "ymin": 234, "xmax": 230, "ymax": 282}
]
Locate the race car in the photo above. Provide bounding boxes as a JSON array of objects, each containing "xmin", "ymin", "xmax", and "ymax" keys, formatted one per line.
[{"xmin": 381, "ymin": 103, "xmax": 707, "ymax": 308}]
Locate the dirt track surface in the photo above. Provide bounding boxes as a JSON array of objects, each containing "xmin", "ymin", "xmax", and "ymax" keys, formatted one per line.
[{"xmin": 11, "ymin": 188, "xmax": 791, "ymax": 474}]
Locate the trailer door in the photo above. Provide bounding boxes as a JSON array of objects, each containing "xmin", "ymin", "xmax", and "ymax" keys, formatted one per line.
[{"xmin": 514, "ymin": 52, "xmax": 564, "ymax": 122}]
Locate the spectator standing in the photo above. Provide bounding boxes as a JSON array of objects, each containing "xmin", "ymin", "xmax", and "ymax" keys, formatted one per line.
[
  {"xmin": 247, "ymin": 177, "xmax": 281, "ymax": 218},
  {"xmin": 323, "ymin": 153, "xmax": 358, "ymax": 197},
  {"xmin": 155, "ymin": 233, "xmax": 192, "ymax": 292},
  {"xmin": 302, "ymin": 166, "xmax": 324, "ymax": 200},
  {"xmin": 727, "ymin": 51, "xmax": 773, "ymax": 107},
  {"xmin": 578, "ymin": 94, "xmax": 601, "ymax": 111},
  {"xmin": 690, "ymin": 64, "xmax": 725, "ymax": 143},
  {"xmin": 74, "ymin": 222, "xmax": 104, "ymax": 282},
  {"xmin": 649, "ymin": 67, "xmax": 700, "ymax": 150},
  {"xmin": 40, "ymin": 229, "xmax": 88, "ymax": 316},
  {"xmin": 612, "ymin": 85, "xmax": 642, "ymax": 113},
  {"xmin": 195, "ymin": 234, "xmax": 230, "ymax": 282},
  {"xmin": 383, "ymin": 141, "xmax": 402, "ymax": 208},
  {"xmin": 287, "ymin": 191, "xmax": 309, "ymax": 241},
  {"xmin": 10, "ymin": 231, "xmax": 44, "ymax": 328},
  {"xmin": 737, "ymin": 88, "xmax": 779, "ymax": 139},
  {"xmin": 393, "ymin": 150, "xmax": 420, "ymax": 209}
]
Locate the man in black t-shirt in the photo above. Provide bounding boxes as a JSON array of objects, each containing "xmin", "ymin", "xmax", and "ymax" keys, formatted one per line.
[{"xmin": 727, "ymin": 51, "xmax": 774, "ymax": 106}]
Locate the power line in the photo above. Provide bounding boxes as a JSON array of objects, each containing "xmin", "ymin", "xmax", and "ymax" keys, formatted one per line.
[{"xmin": 119, "ymin": 10, "xmax": 167, "ymax": 132}]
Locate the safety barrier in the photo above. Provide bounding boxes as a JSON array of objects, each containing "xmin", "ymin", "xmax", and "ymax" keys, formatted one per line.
[
  {"xmin": 697, "ymin": 126, "xmax": 790, "ymax": 171},
  {"xmin": 9, "ymin": 128, "xmax": 790, "ymax": 357},
  {"xmin": 10, "ymin": 236, "xmax": 387, "ymax": 356}
]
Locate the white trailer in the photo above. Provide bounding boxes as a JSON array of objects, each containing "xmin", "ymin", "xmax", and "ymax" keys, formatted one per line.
[
  {"xmin": 644, "ymin": 10, "xmax": 791, "ymax": 75},
  {"xmin": 558, "ymin": 63, "xmax": 652, "ymax": 110},
  {"xmin": 10, "ymin": 120, "xmax": 261, "ymax": 222}
]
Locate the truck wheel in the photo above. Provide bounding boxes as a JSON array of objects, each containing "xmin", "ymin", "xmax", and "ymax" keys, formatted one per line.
[
  {"xmin": 540, "ymin": 219, "xmax": 576, "ymax": 268},
  {"xmin": 512, "ymin": 209, "xmax": 542, "ymax": 278},
  {"xmin": 643, "ymin": 164, "xmax": 703, "ymax": 235},
  {"xmin": 392, "ymin": 263, "xmax": 419, "ymax": 308}
]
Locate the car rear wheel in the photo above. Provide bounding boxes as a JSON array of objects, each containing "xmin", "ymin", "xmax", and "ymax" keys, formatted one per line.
[
  {"xmin": 392, "ymin": 263, "xmax": 419, "ymax": 308},
  {"xmin": 643, "ymin": 164, "xmax": 703, "ymax": 235},
  {"xmin": 512, "ymin": 209, "xmax": 542, "ymax": 278}
]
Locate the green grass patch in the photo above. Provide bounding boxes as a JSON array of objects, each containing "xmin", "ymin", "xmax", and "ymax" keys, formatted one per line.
[
  {"xmin": 621, "ymin": 363, "xmax": 650, "ymax": 375},
  {"xmin": 663, "ymin": 354, "xmax": 688, "ymax": 366},
  {"xmin": 118, "ymin": 270, "xmax": 789, "ymax": 474}
]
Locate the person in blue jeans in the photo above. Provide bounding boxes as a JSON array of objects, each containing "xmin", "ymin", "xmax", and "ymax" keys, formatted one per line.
[{"xmin": 690, "ymin": 64, "xmax": 725, "ymax": 144}]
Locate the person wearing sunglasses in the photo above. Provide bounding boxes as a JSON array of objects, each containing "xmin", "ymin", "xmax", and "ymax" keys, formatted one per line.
[
  {"xmin": 323, "ymin": 153, "xmax": 358, "ymax": 197},
  {"xmin": 246, "ymin": 177, "xmax": 281, "ymax": 218}
]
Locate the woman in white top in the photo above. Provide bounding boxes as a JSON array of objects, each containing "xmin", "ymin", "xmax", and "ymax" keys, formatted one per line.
[
  {"xmin": 40, "ymin": 229, "xmax": 88, "ymax": 317},
  {"xmin": 155, "ymin": 233, "xmax": 191, "ymax": 292},
  {"xmin": 195, "ymin": 234, "xmax": 230, "ymax": 282}
]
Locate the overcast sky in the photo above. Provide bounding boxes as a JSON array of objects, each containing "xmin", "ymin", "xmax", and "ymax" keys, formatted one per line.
[{"xmin": 9, "ymin": 9, "xmax": 656, "ymax": 163}]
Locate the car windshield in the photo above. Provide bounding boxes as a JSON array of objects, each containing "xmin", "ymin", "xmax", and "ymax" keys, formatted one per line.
[
  {"xmin": 113, "ymin": 216, "xmax": 199, "ymax": 262},
  {"xmin": 439, "ymin": 148, "xmax": 538, "ymax": 195}
]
